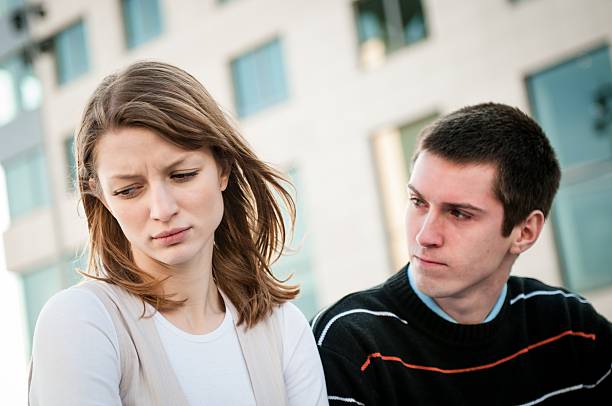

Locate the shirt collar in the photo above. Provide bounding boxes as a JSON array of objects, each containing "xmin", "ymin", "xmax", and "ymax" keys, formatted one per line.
[{"xmin": 406, "ymin": 264, "xmax": 507, "ymax": 324}]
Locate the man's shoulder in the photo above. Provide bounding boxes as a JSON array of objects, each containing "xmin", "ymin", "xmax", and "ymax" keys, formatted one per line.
[
  {"xmin": 311, "ymin": 272, "xmax": 405, "ymax": 348},
  {"xmin": 507, "ymin": 276, "xmax": 589, "ymax": 306},
  {"xmin": 507, "ymin": 276, "xmax": 608, "ymax": 325}
]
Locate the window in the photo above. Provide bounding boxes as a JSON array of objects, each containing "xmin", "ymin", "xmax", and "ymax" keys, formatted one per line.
[
  {"xmin": 0, "ymin": 0, "xmax": 23, "ymax": 17},
  {"xmin": 54, "ymin": 21, "xmax": 90, "ymax": 85},
  {"xmin": 272, "ymin": 168, "xmax": 318, "ymax": 318},
  {"xmin": 354, "ymin": 0, "xmax": 427, "ymax": 67},
  {"xmin": 231, "ymin": 38, "xmax": 289, "ymax": 117},
  {"xmin": 22, "ymin": 264, "xmax": 62, "ymax": 350},
  {"xmin": 64, "ymin": 252, "xmax": 86, "ymax": 286},
  {"xmin": 122, "ymin": 0, "xmax": 163, "ymax": 49},
  {"xmin": 22, "ymin": 255, "xmax": 84, "ymax": 350},
  {"xmin": 64, "ymin": 135, "xmax": 76, "ymax": 190},
  {"xmin": 371, "ymin": 113, "xmax": 437, "ymax": 270},
  {"xmin": 3, "ymin": 147, "xmax": 51, "ymax": 219},
  {"xmin": 0, "ymin": 54, "xmax": 42, "ymax": 127},
  {"xmin": 527, "ymin": 45, "xmax": 612, "ymax": 292}
]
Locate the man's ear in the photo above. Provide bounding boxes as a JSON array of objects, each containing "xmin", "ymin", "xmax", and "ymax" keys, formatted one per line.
[{"xmin": 509, "ymin": 210, "xmax": 545, "ymax": 255}]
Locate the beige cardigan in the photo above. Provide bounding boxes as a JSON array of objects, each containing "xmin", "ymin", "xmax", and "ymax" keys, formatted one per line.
[{"xmin": 29, "ymin": 280, "xmax": 288, "ymax": 406}]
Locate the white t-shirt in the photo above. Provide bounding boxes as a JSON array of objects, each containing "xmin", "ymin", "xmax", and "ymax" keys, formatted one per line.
[{"xmin": 30, "ymin": 286, "xmax": 328, "ymax": 406}]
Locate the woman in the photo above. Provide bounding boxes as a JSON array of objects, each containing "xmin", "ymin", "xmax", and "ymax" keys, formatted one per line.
[{"xmin": 28, "ymin": 61, "xmax": 328, "ymax": 405}]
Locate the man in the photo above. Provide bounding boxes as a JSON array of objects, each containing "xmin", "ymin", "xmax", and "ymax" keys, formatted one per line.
[{"xmin": 312, "ymin": 103, "xmax": 611, "ymax": 405}]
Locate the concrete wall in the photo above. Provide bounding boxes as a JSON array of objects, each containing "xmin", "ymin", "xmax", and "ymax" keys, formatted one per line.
[{"xmin": 4, "ymin": 0, "xmax": 611, "ymax": 318}]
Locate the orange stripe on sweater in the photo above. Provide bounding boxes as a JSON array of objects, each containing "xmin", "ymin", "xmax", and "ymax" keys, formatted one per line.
[{"xmin": 360, "ymin": 330, "xmax": 596, "ymax": 373}]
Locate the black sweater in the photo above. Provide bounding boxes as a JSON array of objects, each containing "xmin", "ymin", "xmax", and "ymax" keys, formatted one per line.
[{"xmin": 312, "ymin": 265, "xmax": 612, "ymax": 405}]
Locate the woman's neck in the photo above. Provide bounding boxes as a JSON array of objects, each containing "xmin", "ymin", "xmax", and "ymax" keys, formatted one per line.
[{"xmin": 133, "ymin": 249, "xmax": 226, "ymax": 334}]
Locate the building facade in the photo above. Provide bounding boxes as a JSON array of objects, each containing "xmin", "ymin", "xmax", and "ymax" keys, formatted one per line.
[{"xmin": 1, "ymin": 0, "xmax": 611, "ymax": 346}]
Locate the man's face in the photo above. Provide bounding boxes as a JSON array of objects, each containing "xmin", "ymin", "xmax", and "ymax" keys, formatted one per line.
[{"xmin": 406, "ymin": 151, "xmax": 518, "ymax": 302}]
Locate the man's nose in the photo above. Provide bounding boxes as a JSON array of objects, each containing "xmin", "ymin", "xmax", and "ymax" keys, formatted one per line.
[{"xmin": 415, "ymin": 211, "xmax": 443, "ymax": 248}]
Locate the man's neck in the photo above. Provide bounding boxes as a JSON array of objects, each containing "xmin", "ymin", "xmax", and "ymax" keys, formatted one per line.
[
  {"xmin": 408, "ymin": 265, "xmax": 508, "ymax": 324},
  {"xmin": 434, "ymin": 283, "xmax": 507, "ymax": 324}
]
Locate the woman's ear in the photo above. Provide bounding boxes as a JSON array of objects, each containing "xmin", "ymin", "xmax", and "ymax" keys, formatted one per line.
[
  {"xmin": 509, "ymin": 210, "xmax": 545, "ymax": 255},
  {"xmin": 218, "ymin": 160, "xmax": 230, "ymax": 192},
  {"xmin": 89, "ymin": 178, "xmax": 109, "ymax": 210},
  {"xmin": 219, "ymin": 170, "xmax": 229, "ymax": 192}
]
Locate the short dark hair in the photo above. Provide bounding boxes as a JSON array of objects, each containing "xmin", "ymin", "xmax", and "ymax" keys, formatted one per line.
[{"xmin": 413, "ymin": 102, "xmax": 561, "ymax": 236}]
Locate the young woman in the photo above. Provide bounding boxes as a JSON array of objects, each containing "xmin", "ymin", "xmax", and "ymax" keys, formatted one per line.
[{"xmin": 28, "ymin": 61, "xmax": 328, "ymax": 405}]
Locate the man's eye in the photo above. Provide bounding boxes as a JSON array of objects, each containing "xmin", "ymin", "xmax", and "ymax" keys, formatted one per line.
[
  {"xmin": 172, "ymin": 171, "xmax": 198, "ymax": 181},
  {"xmin": 410, "ymin": 197, "xmax": 425, "ymax": 207},
  {"xmin": 450, "ymin": 209, "xmax": 470, "ymax": 220}
]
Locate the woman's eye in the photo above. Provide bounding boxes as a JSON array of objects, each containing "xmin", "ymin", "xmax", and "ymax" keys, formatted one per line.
[
  {"xmin": 172, "ymin": 171, "xmax": 198, "ymax": 181},
  {"xmin": 113, "ymin": 186, "xmax": 140, "ymax": 198}
]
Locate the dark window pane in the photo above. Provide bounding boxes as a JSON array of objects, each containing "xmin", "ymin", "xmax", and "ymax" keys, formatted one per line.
[
  {"xmin": 231, "ymin": 38, "xmax": 288, "ymax": 117},
  {"xmin": 55, "ymin": 21, "xmax": 89, "ymax": 85},
  {"xmin": 528, "ymin": 46, "xmax": 612, "ymax": 291}
]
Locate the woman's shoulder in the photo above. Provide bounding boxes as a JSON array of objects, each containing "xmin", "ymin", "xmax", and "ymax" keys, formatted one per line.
[
  {"xmin": 274, "ymin": 301, "xmax": 309, "ymax": 328},
  {"xmin": 34, "ymin": 282, "xmax": 118, "ymax": 346},
  {"xmin": 30, "ymin": 283, "xmax": 123, "ymax": 404}
]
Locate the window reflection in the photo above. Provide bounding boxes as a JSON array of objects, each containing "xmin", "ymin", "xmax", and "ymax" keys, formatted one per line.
[{"xmin": 0, "ymin": 54, "xmax": 42, "ymax": 127}]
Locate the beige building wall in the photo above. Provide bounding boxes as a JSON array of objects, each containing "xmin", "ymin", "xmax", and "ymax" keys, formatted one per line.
[{"xmin": 4, "ymin": 0, "xmax": 612, "ymax": 320}]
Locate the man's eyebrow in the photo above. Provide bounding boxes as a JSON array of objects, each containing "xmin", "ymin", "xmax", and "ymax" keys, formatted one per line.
[
  {"xmin": 442, "ymin": 202, "xmax": 485, "ymax": 213},
  {"xmin": 407, "ymin": 184, "xmax": 485, "ymax": 213},
  {"xmin": 407, "ymin": 184, "xmax": 424, "ymax": 198}
]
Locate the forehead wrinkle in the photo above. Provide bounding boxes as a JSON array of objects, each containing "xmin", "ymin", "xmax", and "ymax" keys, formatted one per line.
[{"xmin": 100, "ymin": 145, "xmax": 202, "ymax": 180}]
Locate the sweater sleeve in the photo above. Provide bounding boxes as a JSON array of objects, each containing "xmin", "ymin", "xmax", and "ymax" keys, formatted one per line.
[
  {"xmin": 29, "ymin": 287, "xmax": 122, "ymax": 406},
  {"xmin": 280, "ymin": 302, "xmax": 329, "ymax": 406}
]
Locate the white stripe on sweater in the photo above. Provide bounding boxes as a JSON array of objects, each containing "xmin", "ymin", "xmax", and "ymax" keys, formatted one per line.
[
  {"xmin": 317, "ymin": 309, "xmax": 408, "ymax": 346},
  {"xmin": 328, "ymin": 395, "xmax": 365, "ymax": 405},
  {"xmin": 515, "ymin": 363, "xmax": 611, "ymax": 406},
  {"xmin": 510, "ymin": 289, "xmax": 590, "ymax": 305},
  {"xmin": 310, "ymin": 307, "xmax": 328, "ymax": 331}
]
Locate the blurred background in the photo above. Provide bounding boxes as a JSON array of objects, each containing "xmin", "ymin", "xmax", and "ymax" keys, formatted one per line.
[{"xmin": 1, "ymin": 0, "xmax": 611, "ymax": 403}]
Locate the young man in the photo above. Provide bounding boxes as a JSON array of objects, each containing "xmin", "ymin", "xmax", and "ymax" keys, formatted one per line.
[{"xmin": 312, "ymin": 103, "xmax": 611, "ymax": 405}]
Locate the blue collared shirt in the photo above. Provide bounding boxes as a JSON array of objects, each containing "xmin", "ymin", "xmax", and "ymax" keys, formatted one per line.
[{"xmin": 407, "ymin": 264, "xmax": 507, "ymax": 324}]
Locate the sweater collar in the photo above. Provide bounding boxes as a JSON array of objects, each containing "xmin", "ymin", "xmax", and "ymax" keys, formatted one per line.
[
  {"xmin": 384, "ymin": 264, "xmax": 509, "ymax": 345},
  {"xmin": 406, "ymin": 264, "xmax": 507, "ymax": 324}
]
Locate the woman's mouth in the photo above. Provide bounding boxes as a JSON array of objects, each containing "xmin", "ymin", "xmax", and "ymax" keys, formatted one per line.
[{"xmin": 152, "ymin": 227, "xmax": 191, "ymax": 245}]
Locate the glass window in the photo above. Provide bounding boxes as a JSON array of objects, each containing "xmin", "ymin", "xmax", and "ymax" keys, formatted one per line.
[
  {"xmin": 399, "ymin": 114, "xmax": 436, "ymax": 175},
  {"xmin": 64, "ymin": 252, "xmax": 86, "ymax": 286},
  {"xmin": 122, "ymin": 0, "xmax": 163, "ymax": 49},
  {"xmin": 272, "ymin": 168, "xmax": 318, "ymax": 318},
  {"xmin": 3, "ymin": 147, "xmax": 51, "ymax": 219},
  {"xmin": 231, "ymin": 38, "xmax": 289, "ymax": 117},
  {"xmin": 55, "ymin": 21, "xmax": 90, "ymax": 85},
  {"xmin": 527, "ymin": 45, "xmax": 612, "ymax": 292},
  {"xmin": 0, "ymin": 54, "xmax": 42, "ymax": 127},
  {"xmin": 0, "ymin": 0, "xmax": 23, "ymax": 17},
  {"xmin": 22, "ymin": 264, "xmax": 62, "ymax": 349},
  {"xmin": 64, "ymin": 135, "xmax": 76, "ymax": 191},
  {"xmin": 22, "ymin": 255, "xmax": 84, "ymax": 350},
  {"xmin": 371, "ymin": 113, "xmax": 437, "ymax": 270},
  {"xmin": 354, "ymin": 0, "xmax": 427, "ymax": 66}
]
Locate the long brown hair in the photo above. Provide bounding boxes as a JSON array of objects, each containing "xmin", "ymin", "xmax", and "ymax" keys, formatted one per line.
[{"xmin": 76, "ymin": 61, "xmax": 298, "ymax": 327}]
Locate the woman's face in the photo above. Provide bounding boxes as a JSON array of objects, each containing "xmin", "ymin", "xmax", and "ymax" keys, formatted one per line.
[{"xmin": 94, "ymin": 127, "xmax": 228, "ymax": 271}]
